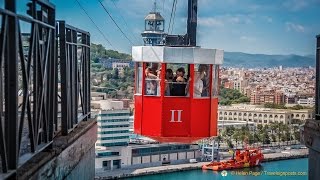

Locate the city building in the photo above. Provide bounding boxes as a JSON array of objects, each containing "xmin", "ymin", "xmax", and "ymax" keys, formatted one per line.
[
  {"xmin": 112, "ymin": 62, "xmax": 130, "ymax": 70},
  {"xmin": 250, "ymin": 90, "xmax": 284, "ymax": 105},
  {"xmin": 233, "ymin": 79, "xmax": 248, "ymax": 93},
  {"xmin": 297, "ymin": 97, "xmax": 315, "ymax": 106},
  {"xmin": 99, "ymin": 58, "xmax": 134, "ymax": 69},
  {"xmin": 94, "ymin": 99, "xmax": 131, "ymax": 170},
  {"xmin": 95, "ymin": 143, "xmax": 200, "ymax": 170},
  {"xmin": 218, "ymin": 104, "xmax": 314, "ymax": 125}
]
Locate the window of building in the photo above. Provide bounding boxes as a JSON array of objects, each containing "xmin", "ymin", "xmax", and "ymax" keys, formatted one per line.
[
  {"xmin": 97, "ymin": 130, "xmax": 129, "ymax": 134},
  {"xmin": 102, "ymin": 161, "xmax": 111, "ymax": 170},
  {"xmin": 259, "ymin": 114, "xmax": 262, "ymax": 117},
  {"xmin": 98, "ymin": 136, "xmax": 129, "ymax": 141},
  {"xmin": 275, "ymin": 115, "xmax": 278, "ymax": 118},
  {"xmin": 244, "ymin": 113, "xmax": 247, "ymax": 116},
  {"xmin": 96, "ymin": 152, "xmax": 120, "ymax": 157},
  {"xmin": 98, "ymin": 125, "xmax": 130, "ymax": 129},
  {"xmin": 98, "ymin": 119, "xmax": 129, "ymax": 123},
  {"xmin": 219, "ymin": 117, "xmax": 223, "ymax": 120},
  {"xmin": 98, "ymin": 142, "xmax": 128, "ymax": 147},
  {"xmin": 259, "ymin": 120, "xmax": 262, "ymax": 123},
  {"xmin": 264, "ymin": 120, "xmax": 268, "ymax": 123},
  {"xmin": 269, "ymin": 115, "xmax": 273, "ymax": 118},
  {"xmin": 264, "ymin": 114, "xmax": 267, "ymax": 118},
  {"xmin": 280, "ymin": 115, "xmax": 284, "ymax": 119},
  {"xmin": 296, "ymin": 114, "xmax": 300, "ymax": 118},
  {"xmin": 113, "ymin": 160, "xmax": 121, "ymax": 169},
  {"xmin": 99, "ymin": 113, "xmax": 130, "ymax": 117},
  {"xmin": 239, "ymin": 113, "xmax": 242, "ymax": 116}
]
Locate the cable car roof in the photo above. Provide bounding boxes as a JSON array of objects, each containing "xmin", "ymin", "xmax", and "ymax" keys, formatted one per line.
[{"xmin": 132, "ymin": 46, "xmax": 224, "ymax": 65}]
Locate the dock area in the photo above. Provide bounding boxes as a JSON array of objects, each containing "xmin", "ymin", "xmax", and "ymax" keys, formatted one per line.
[{"xmin": 95, "ymin": 149, "xmax": 308, "ymax": 180}]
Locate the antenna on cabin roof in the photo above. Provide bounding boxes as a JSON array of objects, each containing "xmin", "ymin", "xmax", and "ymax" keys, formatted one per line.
[{"xmin": 153, "ymin": 0, "xmax": 157, "ymax": 12}]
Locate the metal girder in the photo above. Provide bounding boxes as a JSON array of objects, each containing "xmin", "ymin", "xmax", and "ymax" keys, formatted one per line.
[
  {"xmin": 0, "ymin": 0, "xmax": 90, "ymax": 177},
  {"xmin": 316, "ymin": 35, "xmax": 320, "ymax": 120}
]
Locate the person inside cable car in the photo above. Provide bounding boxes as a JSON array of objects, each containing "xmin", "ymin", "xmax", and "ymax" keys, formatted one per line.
[
  {"xmin": 145, "ymin": 67, "xmax": 157, "ymax": 79},
  {"xmin": 171, "ymin": 67, "xmax": 187, "ymax": 96},
  {"xmin": 199, "ymin": 64, "xmax": 209, "ymax": 97},
  {"xmin": 193, "ymin": 71, "xmax": 203, "ymax": 97},
  {"xmin": 145, "ymin": 67, "xmax": 158, "ymax": 95},
  {"xmin": 165, "ymin": 69, "xmax": 174, "ymax": 96}
]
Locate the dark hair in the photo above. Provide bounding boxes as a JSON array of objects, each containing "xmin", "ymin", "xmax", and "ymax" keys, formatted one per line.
[
  {"xmin": 166, "ymin": 69, "xmax": 173, "ymax": 74},
  {"xmin": 177, "ymin": 67, "xmax": 185, "ymax": 74}
]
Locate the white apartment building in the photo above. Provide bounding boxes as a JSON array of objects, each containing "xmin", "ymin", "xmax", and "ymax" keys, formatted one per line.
[
  {"xmin": 297, "ymin": 98, "xmax": 315, "ymax": 106},
  {"xmin": 112, "ymin": 62, "xmax": 130, "ymax": 70},
  {"xmin": 218, "ymin": 105, "xmax": 313, "ymax": 125},
  {"xmin": 94, "ymin": 100, "xmax": 130, "ymax": 170}
]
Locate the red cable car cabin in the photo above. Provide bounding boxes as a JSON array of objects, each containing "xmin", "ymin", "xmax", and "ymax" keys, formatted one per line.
[{"xmin": 133, "ymin": 46, "xmax": 224, "ymax": 143}]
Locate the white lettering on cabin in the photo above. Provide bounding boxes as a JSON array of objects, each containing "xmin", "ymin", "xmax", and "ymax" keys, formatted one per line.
[{"xmin": 170, "ymin": 110, "xmax": 183, "ymax": 122}]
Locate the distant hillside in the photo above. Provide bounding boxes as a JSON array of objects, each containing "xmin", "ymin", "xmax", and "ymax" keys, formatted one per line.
[
  {"xmin": 223, "ymin": 52, "xmax": 315, "ymax": 68},
  {"xmin": 91, "ymin": 43, "xmax": 131, "ymax": 62}
]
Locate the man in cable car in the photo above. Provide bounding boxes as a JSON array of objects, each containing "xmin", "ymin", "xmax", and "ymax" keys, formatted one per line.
[{"xmin": 171, "ymin": 67, "xmax": 187, "ymax": 96}]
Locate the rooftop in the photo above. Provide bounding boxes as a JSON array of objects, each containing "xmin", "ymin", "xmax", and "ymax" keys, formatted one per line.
[{"xmin": 145, "ymin": 12, "xmax": 164, "ymax": 21}]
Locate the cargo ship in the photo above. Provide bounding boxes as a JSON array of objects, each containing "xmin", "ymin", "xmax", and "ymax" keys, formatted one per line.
[{"xmin": 202, "ymin": 148, "xmax": 264, "ymax": 171}]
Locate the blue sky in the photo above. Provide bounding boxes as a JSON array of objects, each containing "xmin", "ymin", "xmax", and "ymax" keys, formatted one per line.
[{"xmin": 12, "ymin": 0, "xmax": 320, "ymax": 55}]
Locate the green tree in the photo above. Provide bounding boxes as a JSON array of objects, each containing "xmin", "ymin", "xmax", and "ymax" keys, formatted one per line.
[
  {"xmin": 232, "ymin": 129, "xmax": 241, "ymax": 148},
  {"xmin": 112, "ymin": 68, "xmax": 119, "ymax": 79}
]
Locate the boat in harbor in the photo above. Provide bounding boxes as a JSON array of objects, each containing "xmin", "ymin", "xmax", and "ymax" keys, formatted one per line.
[{"xmin": 202, "ymin": 148, "xmax": 264, "ymax": 171}]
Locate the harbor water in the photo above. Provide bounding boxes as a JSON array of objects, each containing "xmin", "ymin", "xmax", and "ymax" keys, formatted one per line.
[{"xmin": 125, "ymin": 158, "xmax": 308, "ymax": 180}]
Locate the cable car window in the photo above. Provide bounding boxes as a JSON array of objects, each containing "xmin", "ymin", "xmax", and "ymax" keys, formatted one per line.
[
  {"xmin": 194, "ymin": 64, "xmax": 210, "ymax": 98},
  {"xmin": 212, "ymin": 65, "xmax": 219, "ymax": 97},
  {"xmin": 165, "ymin": 64, "xmax": 190, "ymax": 97},
  {"xmin": 136, "ymin": 63, "xmax": 143, "ymax": 94},
  {"xmin": 145, "ymin": 63, "xmax": 161, "ymax": 96}
]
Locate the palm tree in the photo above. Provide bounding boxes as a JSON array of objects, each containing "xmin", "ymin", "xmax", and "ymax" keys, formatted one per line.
[
  {"xmin": 276, "ymin": 122, "xmax": 284, "ymax": 147},
  {"xmin": 232, "ymin": 129, "xmax": 241, "ymax": 149},
  {"xmin": 270, "ymin": 122, "xmax": 278, "ymax": 146}
]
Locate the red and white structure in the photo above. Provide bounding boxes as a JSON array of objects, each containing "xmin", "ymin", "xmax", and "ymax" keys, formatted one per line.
[{"xmin": 133, "ymin": 46, "xmax": 224, "ymax": 143}]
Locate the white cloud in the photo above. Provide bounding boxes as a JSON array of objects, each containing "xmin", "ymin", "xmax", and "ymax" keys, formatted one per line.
[
  {"xmin": 198, "ymin": 17, "xmax": 224, "ymax": 27},
  {"xmin": 286, "ymin": 22, "xmax": 305, "ymax": 33},
  {"xmin": 240, "ymin": 36, "xmax": 256, "ymax": 42},
  {"xmin": 282, "ymin": 0, "xmax": 309, "ymax": 11},
  {"xmin": 198, "ymin": 14, "xmax": 253, "ymax": 28},
  {"xmin": 263, "ymin": 16, "xmax": 273, "ymax": 23}
]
